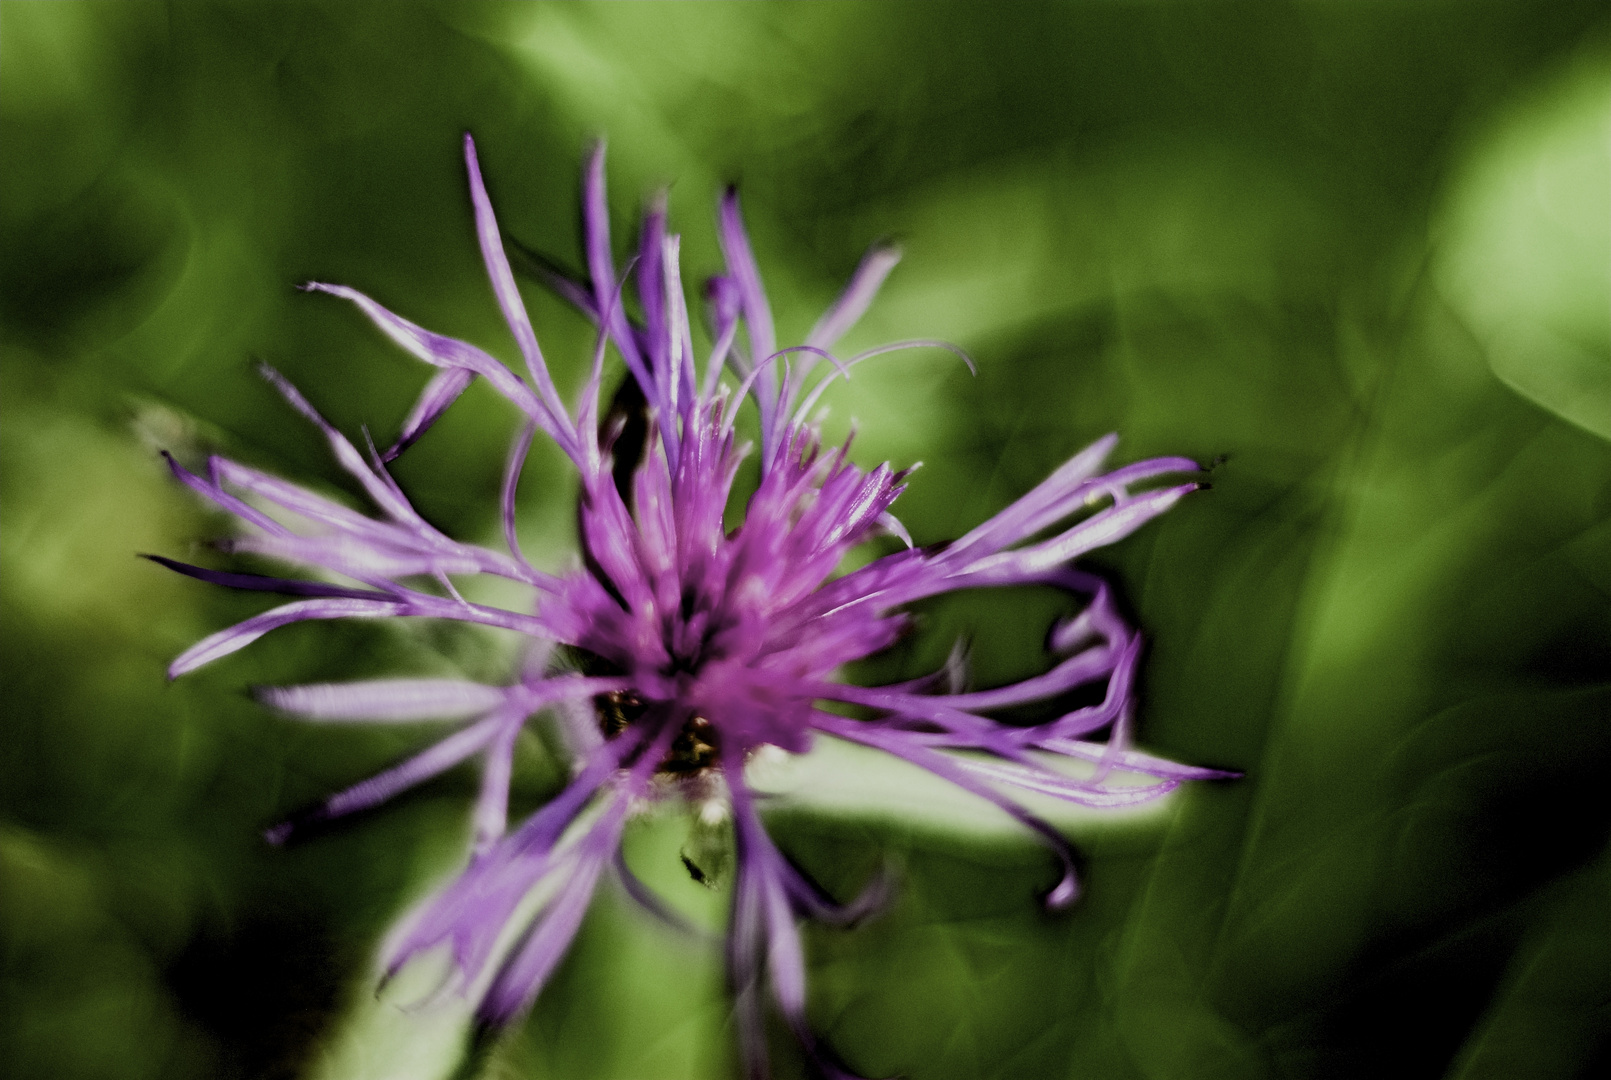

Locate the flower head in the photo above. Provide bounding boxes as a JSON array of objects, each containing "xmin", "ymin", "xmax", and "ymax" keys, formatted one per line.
[{"xmin": 156, "ymin": 135, "xmax": 1231, "ymax": 1077}]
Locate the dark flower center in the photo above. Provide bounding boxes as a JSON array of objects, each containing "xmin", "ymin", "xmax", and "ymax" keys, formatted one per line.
[
  {"xmin": 662, "ymin": 715, "xmax": 720, "ymax": 773},
  {"xmin": 593, "ymin": 689, "xmax": 722, "ymax": 774}
]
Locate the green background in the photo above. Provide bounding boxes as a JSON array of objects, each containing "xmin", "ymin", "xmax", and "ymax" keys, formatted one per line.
[{"xmin": 2, "ymin": 3, "xmax": 1608, "ymax": 1078}]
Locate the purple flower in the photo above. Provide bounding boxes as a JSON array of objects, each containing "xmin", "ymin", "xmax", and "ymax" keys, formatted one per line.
[{"xmin": 157, "ymin": 136, "xmax": 1231, "ymax": 1077}]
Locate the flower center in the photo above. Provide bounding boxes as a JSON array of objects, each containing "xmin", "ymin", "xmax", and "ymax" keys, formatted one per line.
[{"xmin": 594, "ymin": 690, "xmax": 721, "ymax": 774}]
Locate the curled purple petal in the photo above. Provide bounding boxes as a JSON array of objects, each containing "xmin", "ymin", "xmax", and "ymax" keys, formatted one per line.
[
  {"xmin": 168, "ymin": 597, "xmax": 406, "ymax": 678},
  {"xmin": 304, "ymin": 281, "xmax": 577, "ymax": 459},
  {"xmin": 500, "ymin": 420, "xmax": 538, "ymax": 569},
  {"xmin": 820, "ymin": 719, "xmax": 1081, "ymax": 908},
  {"xmin": 611, "ymin": 846, "xmax": 708, "ymax": 936}
]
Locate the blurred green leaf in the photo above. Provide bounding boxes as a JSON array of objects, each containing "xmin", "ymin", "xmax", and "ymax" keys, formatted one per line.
[{"xmin": 1436, "ymin": 46, "xmax": 1611, "ymax": 440}]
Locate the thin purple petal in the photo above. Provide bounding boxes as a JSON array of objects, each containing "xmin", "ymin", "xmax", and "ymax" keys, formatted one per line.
[
  {"xmin": 266, "ymin": 715, "xmax": 505, "ymax": 844},
  {"xmin": 463, "ymin": 134, "xmax": 576, "ymax": 444},
  {"xmin": 257, "ymin": 678, "xmax": 509, "ymax": 721},
  {"xmin": 386, "ymin": 367, "xmax": 476, "ymax": 461},
  {"xmin": 145, "ymin": 555, "xmax": 387, "ymax": 601},
  {"xmin": 168, "ymin": 597, "xmax": 406, "ymax": 678},
  {"xmin": 807, "ymin": 244, "xmax": 901, "ymax": 352}
]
